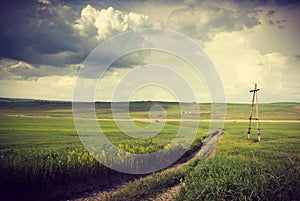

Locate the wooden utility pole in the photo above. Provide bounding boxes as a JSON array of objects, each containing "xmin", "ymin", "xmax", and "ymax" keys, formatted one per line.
[{"xmin": 247, "ymin": 83, "xmax": 261, "ymax": 141}]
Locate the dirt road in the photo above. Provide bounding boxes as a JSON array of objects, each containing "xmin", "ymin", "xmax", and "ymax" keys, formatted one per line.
[
  {"xmin": 69, "ymin": 130, "xmax": 224, "ymax": 201},
  {"xmin": 6, "ymin": 114, "xmax": 300, "ymax": 123}
]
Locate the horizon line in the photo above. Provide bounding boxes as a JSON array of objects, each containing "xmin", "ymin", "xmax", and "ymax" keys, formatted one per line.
[{"xmin": 0, "ymin": 97, "xmax": 299, "ymax": 104}]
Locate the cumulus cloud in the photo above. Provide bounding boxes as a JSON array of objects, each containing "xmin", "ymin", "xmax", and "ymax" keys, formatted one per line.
[
  {"xmin": 0, "ymin": 1, "xmax": 151, "ymax": 80},
  {"xmin": 36, "ymin": 0, "xmax": 51, "ymax": 5},
  {"xmin": 0, "ymin": 58, "xmax": 81, "ymax": 80},
  {"xmin": 9, "ymin": 61, "xmax": 34, "ymax": 70},
  {"xmin": 72, "ymin": 5, "xmax": 151, "ymax": 68},
  {"xmin": 74, "ymin": 5, "xmax": 149, "ymax": 41}
]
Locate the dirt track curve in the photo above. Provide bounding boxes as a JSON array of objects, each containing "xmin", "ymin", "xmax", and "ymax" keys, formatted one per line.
[{"xmin": 69, "ymin": 130, "xmax": 224, "ymax": 201}]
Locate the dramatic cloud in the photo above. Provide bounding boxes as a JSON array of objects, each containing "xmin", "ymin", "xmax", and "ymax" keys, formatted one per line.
[
  {"xmin": 74, "ymin": 5, "xmax": 149, "ymax": 41},
  {"xmin": 0, "ymin": 2, "xmax": 150, "ymax": 79},
  {"xmin": 73, "ymin": 5, "xmax": 150, "ymax": 68},
  {"xmin": 0, "ymin": 0, "xmax": 299, "ymax": 102},
  {"xmin": 0, "ymin": 0, "xmax": 81, "ymax": 66},
  {"xmin": 160, "ymin": 1, "xmax": 261, "ymax": 41}
]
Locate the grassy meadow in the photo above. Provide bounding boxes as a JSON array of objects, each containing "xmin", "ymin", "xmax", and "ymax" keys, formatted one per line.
[
  {"xmin": 176, "ymin": 122, "xmax": 300, "ymax": 200},
  {"xmin": 0, "ymin": 99, "xmax": 299, "ymax": 200}
]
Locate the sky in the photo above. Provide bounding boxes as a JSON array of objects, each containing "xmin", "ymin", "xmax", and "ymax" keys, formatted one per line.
[{"xmin": 0, "ymin": 0, "xmax": 299, "ymax": 103}]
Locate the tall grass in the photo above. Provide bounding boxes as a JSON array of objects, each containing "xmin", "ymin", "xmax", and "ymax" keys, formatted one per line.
[
  {"xmin": 176, "ymin": 121, "xmax": 300, "ymax": 201},
  {"xmin": 0, "ymin": 134, "xmax": 203, "ymax": 200},
  {"xmin": 0, "ymin": 148, "xmax": 111, "ymax": 200},
  {"xmin": 176, "ymin": 157, "xmax": 300, "ymax": 201}
]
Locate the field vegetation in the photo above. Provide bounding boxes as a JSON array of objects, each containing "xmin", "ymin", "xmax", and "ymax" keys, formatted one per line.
[
  {"xmin": 0, "ymin": 99, "xmax": 299, "ymax": 200},
  {"xmin": 176, "ymin": 122, "xmax": 300, "ymax": 200},
  {"xmin": 0, "ymin": 100, "xmax": 206, "ymax": 200}
]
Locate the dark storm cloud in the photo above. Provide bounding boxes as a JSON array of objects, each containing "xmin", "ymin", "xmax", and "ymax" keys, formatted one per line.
[
  {"xmin": 0, "ymin": 0, "xmax": 88, "ymax": 66},
  {"xmin": 162, "ymin": 0, "xmax": 300, "ymax": 41},
  {"xmin": 164, "ymin": 2, "xmax": 261, "ymax": 41},
  {"xmin": 270, "ymin": 0, "xmax": 300, "ymax": 6},
  {"xmin": 111, "ymin": 52, "xmax": 147, "ymax": 68},
  {"xmin": 232, "ymin": 0, "xmax": 300, "ymax": 6},
  {"xmin": 266, "ymin": 9, "xmax": 276, "ymax": 16},
  {"xmin": 294, "ymin": 55, "xmax": 300, "ymax": 60},
  {"xmin": 1, "ymin": 0, "xmax": 299, "ymax": 80},
  {"xmin": 0, "ymin": 0, "xmax": 151, "ymax": 77}
]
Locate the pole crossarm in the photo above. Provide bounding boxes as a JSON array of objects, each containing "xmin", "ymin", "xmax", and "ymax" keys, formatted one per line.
[{"xmin": 250, "ymin": 89, "xmax": 260, "ymax": 92}]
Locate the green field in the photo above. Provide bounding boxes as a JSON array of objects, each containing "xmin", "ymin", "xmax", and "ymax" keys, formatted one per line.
[
  {"xmin": 0, "ymin": 99, "xmax": 299, "ymax": 200},
  {"xmin": 176, "ymin": 122, "xmax": 300, "ymax": 200}
]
